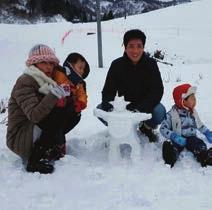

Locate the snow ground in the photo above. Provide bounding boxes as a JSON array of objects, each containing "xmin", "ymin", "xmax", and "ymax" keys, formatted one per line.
[{"xmin": 1, "ymin": 0, "xmax": 212, "ymax": 209}]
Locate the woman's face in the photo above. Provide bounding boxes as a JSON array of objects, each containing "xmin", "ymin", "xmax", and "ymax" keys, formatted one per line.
[{"xmin": 35, "ymin": 62, "xmax": 55, "ymax": 77}]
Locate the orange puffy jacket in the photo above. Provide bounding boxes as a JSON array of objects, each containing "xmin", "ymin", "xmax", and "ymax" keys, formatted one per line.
[{"xmin": 53, "ymin": 67, "xmax": 87, "ymax": 111}]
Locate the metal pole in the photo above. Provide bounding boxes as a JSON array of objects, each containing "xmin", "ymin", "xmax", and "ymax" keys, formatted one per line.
[
  {"xmin": 124, "ymin": 1, "xmax": 127, "ymax": 19},
  {"xmin": 96, "ymin": 0, "xmax": 103, "ymax": 68}
]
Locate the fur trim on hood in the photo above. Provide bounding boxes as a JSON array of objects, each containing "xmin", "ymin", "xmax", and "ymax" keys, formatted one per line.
[{"xmin": 24, "ymin": 65, "xmax": 57, "ymax": 95}]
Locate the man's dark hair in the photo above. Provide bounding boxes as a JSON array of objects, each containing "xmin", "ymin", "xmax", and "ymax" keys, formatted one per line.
[{"xmin": 123, "ymin": 29, "xmax": 146, "ymax": 48}]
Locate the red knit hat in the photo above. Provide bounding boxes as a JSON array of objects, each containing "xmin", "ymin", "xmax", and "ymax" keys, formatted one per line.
[
  {"xmin": 173, "ymin": 83, "xmax": 197, "ymax": 109},
  {"xmin": 26, "ymin": 44, "xmax": 59, "ymax": 67}
]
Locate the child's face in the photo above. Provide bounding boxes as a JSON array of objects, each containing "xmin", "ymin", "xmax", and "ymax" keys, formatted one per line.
[
  {"xmin": 72, "ymin": 60, "xmax": 86, "ymax": 77},
  {"xmin": 183, "ymin": 94, "xmax": 196, "ymax": 110}
]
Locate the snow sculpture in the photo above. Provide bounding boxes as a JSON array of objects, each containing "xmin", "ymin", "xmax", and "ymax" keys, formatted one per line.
[{"xmin": 93, "ymin": 95, "xmax": 151, "ymax": 163}]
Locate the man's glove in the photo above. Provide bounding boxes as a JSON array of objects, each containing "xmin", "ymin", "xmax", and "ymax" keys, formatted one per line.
[
  {"xmin": 170, "ymin": 132, "xmax": 186, "ymax": 147},
  {"xmin": 50, "ymin": 85, "xmax": 67, "ymax": 99},
  {"xmin": 101, "ymin": 102, "xmax": 113, "ymax": 112},
  {"xmin": 204, "ymin": 130, "xmax": 212, "ymax": 143},
  {"xmin": 75, "ymin": 101, "xmax": 86, "ymax": 113},
  {"xmin": 126, "ymin": 103, "xmax": 137, "ymax": 112}
]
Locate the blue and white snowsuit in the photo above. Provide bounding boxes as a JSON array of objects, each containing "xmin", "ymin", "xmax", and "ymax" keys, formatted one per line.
[{"xmin": 160, "ymin": 105, "xmax": 208, "ymax": 163}]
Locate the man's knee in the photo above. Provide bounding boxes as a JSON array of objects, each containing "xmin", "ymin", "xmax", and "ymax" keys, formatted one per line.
[{"xmin": 152, "ymin": 103, "xmax": 166, "ymax": 124}]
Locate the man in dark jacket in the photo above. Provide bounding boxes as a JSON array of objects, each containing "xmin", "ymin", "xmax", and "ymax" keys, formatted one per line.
[{"xmin": 98, "ymin": 29, "xmax": 166, "ymax": 142}]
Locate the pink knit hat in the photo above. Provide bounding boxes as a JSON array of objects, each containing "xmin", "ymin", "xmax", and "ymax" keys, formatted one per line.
[{"xmin": 26, "ymin": 44, "xmax": 60, "ymax": 67}]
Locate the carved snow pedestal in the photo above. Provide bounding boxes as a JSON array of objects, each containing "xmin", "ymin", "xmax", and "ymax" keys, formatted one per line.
[{"xmin": 94, "ymin": 96, "xmax": 151, "ymax": 163}]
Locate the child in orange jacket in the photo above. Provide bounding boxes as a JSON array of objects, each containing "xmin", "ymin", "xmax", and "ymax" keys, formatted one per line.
[
  {"xmin": 49, "ymin": 53, "xmax": 89, "ymax": 160},
  {"xmin": 53, "ymin": 53, "xmax": 90, "ymax": 112}
]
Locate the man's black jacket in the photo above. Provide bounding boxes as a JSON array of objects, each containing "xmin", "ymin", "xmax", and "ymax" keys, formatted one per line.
[{"xmin": 102, "ymin": 52, "xmax": 164, "ymax": 113}]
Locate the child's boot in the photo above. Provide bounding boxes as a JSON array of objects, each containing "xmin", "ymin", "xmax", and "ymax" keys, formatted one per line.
[
  {"xmin": 196, "ymin": 149, "xmax": 208, "ymax": 167},
  {"xmin": 162, "ymin": 141, "xmax": 178, "ymax": 167},
  {"xmin": 205, "ymin": 148, "xmax": 212, "ymax": 166}
]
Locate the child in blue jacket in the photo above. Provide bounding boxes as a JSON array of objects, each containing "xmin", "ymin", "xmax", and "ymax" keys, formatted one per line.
[{"xmin": 160, "ymin": 83, "xmax": 212, "ymax": 167}]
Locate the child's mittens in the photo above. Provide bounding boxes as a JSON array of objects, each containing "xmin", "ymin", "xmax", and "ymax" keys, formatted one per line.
[
  {"xmin": 170, "ymin": 132, "xmax": 186, "ymax": 146},
  {"xmin": 60, "ymin": 84, "xmax": 71, "ymax": 96},
  {"xmin": 204, "ymin": 130, "xmax": 212, "ymax": 143},
  {"xmin": 196, "ymin": 129, "xmax": 207, "ymax": 141},
  {"xmin": 54, "ymin": 84, "xmax": 71, "ymax": 107},
  {"xmin": 50, "ymin": 84, "xmax": 67, "ymax": 99},
  {"xmin": 74, "ymin": 100, "xmax": 87, "ymax": 112}
]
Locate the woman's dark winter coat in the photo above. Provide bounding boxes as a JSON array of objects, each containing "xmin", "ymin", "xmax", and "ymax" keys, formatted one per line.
[{"xmin": 102, "ymin": 53, "xmax": 164, "ymax": 113}]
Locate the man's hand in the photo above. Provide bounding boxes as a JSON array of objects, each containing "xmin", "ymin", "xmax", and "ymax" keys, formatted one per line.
[
  {"xmin": 126, "ymin": 103, "xmax": 137, "ymax": 112},
  {"xmin": 101, "ymin": 102, "xmax": 113, "ymax": 112}
]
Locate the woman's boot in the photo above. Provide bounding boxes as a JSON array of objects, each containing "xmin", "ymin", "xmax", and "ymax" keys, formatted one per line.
[{"xmin": 26, "ymin": 141, "xmax": 54, "ymax": 174}]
